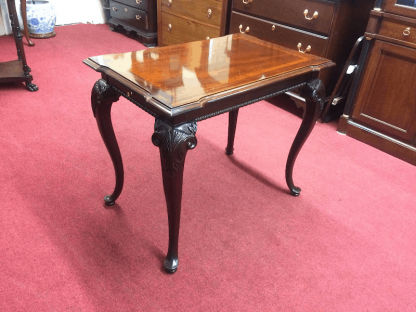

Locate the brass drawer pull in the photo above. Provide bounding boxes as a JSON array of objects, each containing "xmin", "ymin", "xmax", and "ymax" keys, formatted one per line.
[
  {"xmin": 207, "ymin": 9, "xmax": 212, "ymax": 18},
  {"xmin": 304, "ymin": 9, "xmax": 318, "ymax": 20},
  {"xmin": 297, "ymin": 43, "xmax": 311, "ymax": 53},
  {"xmin": 403, "ymin": 27, "xmax": 411, "ymax": 36},
  {"xmin": 271, "ymin": 25, "xmax": 275, "ymax": 31},
  {"xmin": 112, "ymin": 7, "xmax": 118, "ymax": 11},
  {"xmin": 239, "ymin": 24, "xmax": 250, "ymax": 34},
  {"xmin": 124, "ymin": 8, "xmax": 128, "ymax": 12},
  {"xmin": 168, "ymin": 23, "xmax": 172, "ymax": 32},
  {"xmin": 242, "ymin": 0, "xmax": 253, "ymax": 3},
  {"xmin": 136, "ymin": 0, "xmax": 142, "ymax": 4},
  {"xmin": 136, "ymin": 15, "xmax": 141, "ymax": 20},
  {"xmin": 168, "ymin": 0, "xmax": 172, "ymax": 6},
  {"xmin": 206, "ymin": 36, "xmax": 210, "ymax": 39}
]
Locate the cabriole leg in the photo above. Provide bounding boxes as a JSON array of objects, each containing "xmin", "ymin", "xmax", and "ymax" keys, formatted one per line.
[
  {"xmin": 91, "ymin": 79, "xmax": 123, "ymax": 206},
  {"xmin": 286, "ymin": 79, "xmax": 325, "ymax": 196},
  {"xmin": 152, "ymin": 119, "xmax": 197, "ymax": 273}
]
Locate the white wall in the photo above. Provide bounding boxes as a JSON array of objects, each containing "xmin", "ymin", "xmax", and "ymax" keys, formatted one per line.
[
  {"xmin": 0, "ymin": 0, "xmax": 105, "ymax": 36},
  {"xmin": 54, "ymin": 0, "xmax": 105, "ymax": 26},
  {"xmin": 0, "ymin": 15, "xmax": 4, "ymax": 36},
  {"xmin": 0, "ymin": 15, "xmax": 6, "ymax": 36},
  {"xmin": 0, "ymin": 0, "xmax": 10, "ymax": 35}
]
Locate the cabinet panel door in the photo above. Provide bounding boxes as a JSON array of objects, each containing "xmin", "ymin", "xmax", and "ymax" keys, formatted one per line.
[
  {"xmin": 385, "ymin": 0, "xmax": 416, "ymax": 19},
  {"xmin": 352, "ymin": 40, "xmax": 416, "ymax": 142}
]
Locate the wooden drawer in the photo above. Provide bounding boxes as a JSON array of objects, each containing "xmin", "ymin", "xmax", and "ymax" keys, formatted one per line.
[
  {"xmin": 229, "ymin": 12, "xmax": 328, "ymax": 57},
  {"xmin": 161, "ymin": 12, "xmax": 221, "ymax": 46},
  {"xmin": 110, "ymin": 0, "xmax": 149, "ymax": 30},
  {"xmin": 379, "ymin": 16, "xmax": 416, "ymax": 48},
  {"xmin": 161, "ymin": 0, "xmax": 223, "ymax": 27},
  {"xmin": 232, "ymin": 0, "xmax": 335, "ymax": 35},
  {"xmin": 113, "ymin": 0, "xmax": 149, "ymax": 12}
]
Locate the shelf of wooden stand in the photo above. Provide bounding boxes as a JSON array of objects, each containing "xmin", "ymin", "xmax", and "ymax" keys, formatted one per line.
[{"xmin": 0, "ymin": 60, "xmax": 28, "ymax": 83}]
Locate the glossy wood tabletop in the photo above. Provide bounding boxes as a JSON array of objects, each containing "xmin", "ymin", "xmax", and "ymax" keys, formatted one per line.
[{"xmin": 86, "ymin": 34, "xmax": 333, "ymax": 108}]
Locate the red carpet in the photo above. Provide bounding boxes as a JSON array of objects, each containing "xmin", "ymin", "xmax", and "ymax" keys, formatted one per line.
[{"xmin": 1, "ymin": 24, "xmax": 416, "ymax": 311}]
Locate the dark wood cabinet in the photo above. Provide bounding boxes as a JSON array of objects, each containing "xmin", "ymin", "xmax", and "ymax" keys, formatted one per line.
[
  {"xmin": 227, "ymin": 0, "xmax": 375, "ymax": 101},
  {"xmin": 338, "ymin": 0, "xmax": 416, "ymax": 165},
  {"xmin": 108, "ymin": 0, "xmax": 157, "ymax": 46}
]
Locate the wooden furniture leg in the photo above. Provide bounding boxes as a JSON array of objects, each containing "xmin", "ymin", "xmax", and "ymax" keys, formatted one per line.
[
  {"xmin": 225, "ymin": 80, "xmax": 324, "ymax": 197},
  {"xmin": 5, "ymin": 0, "xmax": 37, "ymax": 90},
  {"xmin": 286, "ymin": 79, "xmax": 325, "ymax": 196},
  {"xmin": 20, "ymin": 0, "xmax": 34, "ymax": 46},
  {"xmin": 225, "ymin": 109, "xmax": 239, "ymax": 155},
  {"xmin": 152, "ymin": 119, "xmax": 197, "ymax": 273},
  {"xmin": 91, "ymin": 79, "xmax": 123, "ymax": 206}
]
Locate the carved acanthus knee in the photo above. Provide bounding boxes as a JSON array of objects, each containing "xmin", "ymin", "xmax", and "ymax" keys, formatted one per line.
[
  {"xmin": 151, "ymin": 119, "xmax": 197, "ymax": 177},
  {"xmin": 300, "ymin": 79, "xmax": 326, "ymax": 113},
  {"xmin": 91, "ymin": 79, "xmax": 120, "ymax": 117}
]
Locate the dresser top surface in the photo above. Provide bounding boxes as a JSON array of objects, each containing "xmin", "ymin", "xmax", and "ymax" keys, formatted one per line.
[{"xmin": 85, "ymin": 34, "xmax": 333, "ymax": 108}]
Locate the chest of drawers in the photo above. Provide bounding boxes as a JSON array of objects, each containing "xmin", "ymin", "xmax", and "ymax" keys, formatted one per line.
[
  {"xmin": 157, "ymin": 0, "xmax": 228, "ymax": 46},
  {"xmin": 228, "ymin": 0, "xmax": 375, "ymax": 99},
  {"xmin": 109, "ymin": 0, "xmax": 157, "ymax": 47},
  {"xmin": 338, "ymin": 0, "xmax": 416, "ymax": 165}
]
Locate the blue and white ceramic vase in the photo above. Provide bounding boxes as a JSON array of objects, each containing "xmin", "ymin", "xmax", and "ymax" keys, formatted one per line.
[{"xmin": 27, "ymin": 0, "xmax": 56, "ymax": 38}]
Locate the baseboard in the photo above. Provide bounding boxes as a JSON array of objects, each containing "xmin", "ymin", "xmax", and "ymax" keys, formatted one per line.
[{"xmin": 339, "ymin": 117, "xmax": 416, "ymax": 166}]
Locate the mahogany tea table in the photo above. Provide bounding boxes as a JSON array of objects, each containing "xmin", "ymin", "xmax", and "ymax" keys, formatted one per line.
[{"xmin": 84, "ymin": 34, "xmax": 334, "ymax": 273}]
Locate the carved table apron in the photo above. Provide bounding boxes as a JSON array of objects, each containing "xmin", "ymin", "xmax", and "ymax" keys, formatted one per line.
[{"xmin": 84, "ymin": 34, "xmax": 334, "ymax": 273}]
